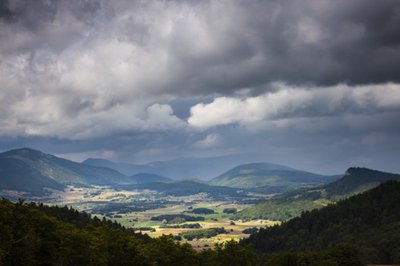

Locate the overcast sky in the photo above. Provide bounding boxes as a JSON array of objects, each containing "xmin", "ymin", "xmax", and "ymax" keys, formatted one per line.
[{"xmin": 1, "ymin": 0, "xmax": 400, "ymax": 174}]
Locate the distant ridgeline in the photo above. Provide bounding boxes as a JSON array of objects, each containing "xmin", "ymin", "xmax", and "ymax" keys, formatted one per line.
[
  {"xmin": 0, "ymin": 148, "xmax": 172, "ymax": 197},
  {"xmin": 236, "ymin": 167, "xmax": 400, "ymax": 221},
  {"xmin": 242, "ymin": 181, "xmax": 400, "ymax": 265}
]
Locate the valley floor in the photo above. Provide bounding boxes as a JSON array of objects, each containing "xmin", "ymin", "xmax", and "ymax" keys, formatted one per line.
[{"xmin": 38, "ymin": 185, "xmax": 278, "ymax": 248}]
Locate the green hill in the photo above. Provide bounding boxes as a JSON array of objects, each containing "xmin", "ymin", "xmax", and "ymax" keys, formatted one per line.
[
  {"xmin": 242, "ymin": 181, "xmax": 400, "ymax": 264},
  {"xmin": 236, "ymin": 167, "xmax": 400, "ymax": 221},
  {"xmin": 0, "ymin": 148, "xmax": 131, "ymax": 195},
  {"xmin": 130, "ymin": 173, "xmax": 172, "ymax": 184},
  {"xmin": 117, "ymin": 180, "xmax": 248, "ymax": 199},
  {"xmin": 209, "ymin": 163, "xmax": 338, "ymax": 192}
]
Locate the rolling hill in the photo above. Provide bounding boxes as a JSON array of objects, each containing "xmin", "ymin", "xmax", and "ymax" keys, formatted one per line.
[
  {"xmin": 236, "ymin": 167, "xmax": 400, "ymax": 220},
  {"xmin": 209, "ymin": 163, "xmax": 339, "ymax": 191},
  {"xmin": 0, "ymin": 148, "xmax": 132, "ymax": 195},
  {"xmin": 242, "ymin": 181, "xmax": 400, "ymax": 264},
  {"xmin": 116, "ymin": 180, "xmax": 248, "ymax": 198},
  {"xmin": 130, "ymin": 173, "xmax": 172, "ymax": 184}
]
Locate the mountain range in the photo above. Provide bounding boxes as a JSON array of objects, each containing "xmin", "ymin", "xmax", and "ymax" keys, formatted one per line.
[
  {"xmin": 2, "ymin": 147, "xmax": 399, "ymax": 212},
  {"xmin": 85, "ymin": 158, "xmax": 341, "ymax": 194},
  {"xmin": 83, "ymin": 155, "xmax": 257, "ymax": 180},
  {"xmin": 0, "ymin": 147, "xmax": 341, "ymax": 196}
]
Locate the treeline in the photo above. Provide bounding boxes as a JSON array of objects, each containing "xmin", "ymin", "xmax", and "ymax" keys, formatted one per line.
[
  {"xmin": 160, "ymin": 223, "xmax": 202, "ymax": 229},
  {"xmin": 189, "ymin": 207, "xmax": 215, "ymax": 214},
  {"xmin": 151, "ymin": 214, "xmax": 205, "ymax": 223},
  {"xmin": 243, "ymin": 181, "xmax": 400, "ymax": 264},
  {"xmin": 180, "ymin": 228, "xmax": 227, "ymax": 241}
]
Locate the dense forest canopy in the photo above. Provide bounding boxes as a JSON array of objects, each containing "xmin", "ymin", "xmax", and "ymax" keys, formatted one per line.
[{"xmin": 243, "ymin": 181, "xmax": 400, "ymax": 264}]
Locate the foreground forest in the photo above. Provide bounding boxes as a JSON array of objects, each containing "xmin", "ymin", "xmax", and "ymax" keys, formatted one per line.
[
  {"xmin": 0, "ymin": 197, "xmax": 365, "ymax": 265},
  {"xmin": 244, "ymin": 181, "xmax": 400, "ymax": 264},
  {"xmin": 2, "ymin": 181, "xmax": 400, "ymax": 265}
]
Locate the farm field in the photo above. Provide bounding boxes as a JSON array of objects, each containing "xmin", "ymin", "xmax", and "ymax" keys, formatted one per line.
[{"xmin": 43, "ymin": 185, "xmax": 278, "ymax": 248}]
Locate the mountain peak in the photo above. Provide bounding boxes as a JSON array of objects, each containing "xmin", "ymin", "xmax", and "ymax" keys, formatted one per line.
[
  {"xmin": 344, "ymin": 167, "xmax": 398, "ymax": 178},
  {"xmin": 326, "ymin": 167, "xmax": 400, "ymax": 197},
  {"xmin": 1, "ymin": 147, "xmax": 50, "ymax": 159},
  {"xmin": 346, "ymin": 167, "xmax": 373, "ymax": 174}
]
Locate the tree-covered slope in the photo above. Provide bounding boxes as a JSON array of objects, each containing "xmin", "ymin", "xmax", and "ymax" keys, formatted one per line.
[
  {"xmin": 209, "ymin": 163, "xmax": 338, "ymax": 191},
  {"xmin": 243, "ymin": 181, "xmax": 400, "ymax": 264},
  {"xmin": 0, "ymin": 148, "xmax": 131, "ymax": 195},
  {"xmin": 236, "ymin": 167, "xmax": 400, "ymax": 221}
]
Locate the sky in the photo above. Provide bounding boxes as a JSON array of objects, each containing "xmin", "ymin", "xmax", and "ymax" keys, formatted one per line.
[{"xmin": 0, "ymin": 0, "xmax": 400, "ymax": 175}]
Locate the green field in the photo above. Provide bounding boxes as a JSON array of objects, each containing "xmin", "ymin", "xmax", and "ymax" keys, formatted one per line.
[{"xmin": 43, "ymin": 186, "xmax": 277, "ymax": 248}]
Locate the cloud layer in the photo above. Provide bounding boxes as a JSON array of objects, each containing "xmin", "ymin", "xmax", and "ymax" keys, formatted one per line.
[{"xmin": 1, "ymin": 0, "xmax": 400, "ymax": 173}]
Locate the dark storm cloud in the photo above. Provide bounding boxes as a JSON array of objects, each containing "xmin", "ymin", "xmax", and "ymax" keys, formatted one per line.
[
  {"xmin": 154, "ymin": 0, "xmax": 400, "ymax": 95},
  {"xmin": 1, "ymin": 0, "xmax": 400, "ymax": 174},
  {"xmin": 0, "ymin": 0, "xmax": 102, "ymax": 54},
  {"xmin": 0, "ymin": 0, "xmax": 101, "ymax": 27},
  {"xmin": 1, "ymin": 0, "xmax": 399, "ymax": 94}
]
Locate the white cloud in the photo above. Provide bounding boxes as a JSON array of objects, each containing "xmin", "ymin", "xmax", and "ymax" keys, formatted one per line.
[
  {"xmin": 195, "ymin": 133, "xmax": 221, "ymax": 148},
  {"xmin": 188, "ymin": 83, "xmax": 400, "ymax": 129}
]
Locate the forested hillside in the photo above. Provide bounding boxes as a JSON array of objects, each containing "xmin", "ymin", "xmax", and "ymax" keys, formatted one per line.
[{"xmin": 243, "ymin": 181, "xmax": 400, "ymax": 264}]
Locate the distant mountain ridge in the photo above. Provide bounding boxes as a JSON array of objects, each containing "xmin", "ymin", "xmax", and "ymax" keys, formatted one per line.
[
  {"xmin": 83, "ymin": 155, "xmax": 256, "ymax": 180},
  {"xmin": 236, "ymin": 167, "xmax": 400, "ymax": 220},
  {"xmin": 0, "ymin": 148, "xmax": 133, "ymax": 195},
  {"xmin": 130, "ymin": 173, "xmax": 172, "ymax": 184},
  {"xmin": 209, "ymin": 163, "xmax": 339, "ymax": 192},
  {"xmin": 0, "ymin": 148, "xmax": 256, "ymax": 197},
  {"xmin": 82, "ymin": 158, "xmax": 153, "ymax": 176}
]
